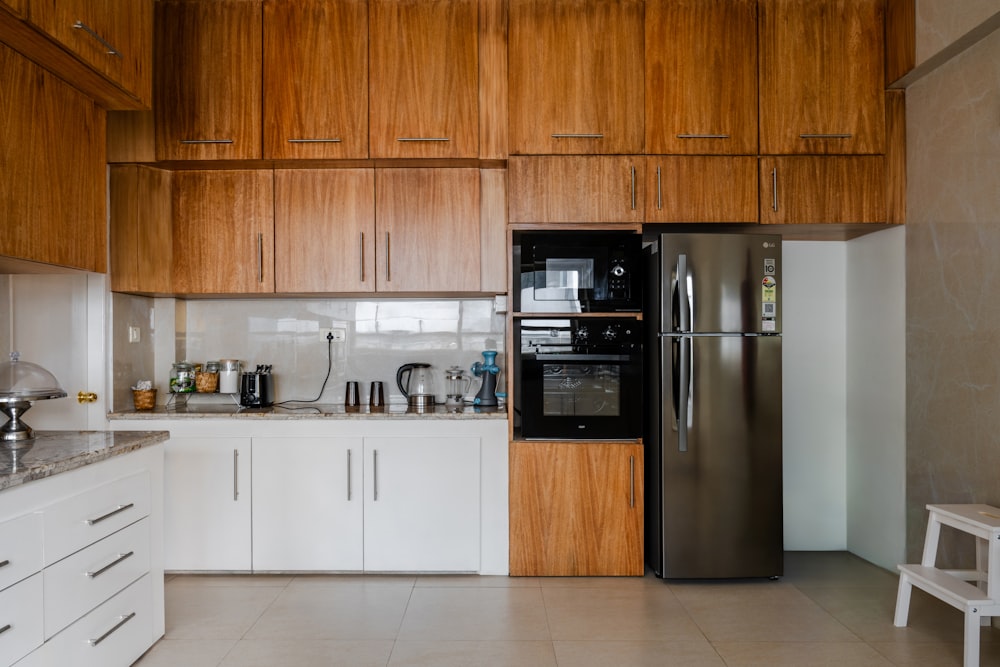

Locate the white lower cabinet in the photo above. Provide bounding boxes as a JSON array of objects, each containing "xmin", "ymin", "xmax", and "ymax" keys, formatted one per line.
[
  {"xmin": 0, "ymin": 574, "xmax": 43, "ymax": 666},
  {"xmin": 163, "ymin": 437, "xmax": 251, "ymax": 571}
]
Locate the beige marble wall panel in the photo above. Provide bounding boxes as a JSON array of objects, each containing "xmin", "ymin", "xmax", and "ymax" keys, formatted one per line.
[{"xmin": 915, "ymin": 0, "xmax": 1000, "ymax": 64}]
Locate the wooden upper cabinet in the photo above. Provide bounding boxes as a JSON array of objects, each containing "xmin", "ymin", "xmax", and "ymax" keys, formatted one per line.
[
  {"xmin": 508, "ymin": 156, "xmax": 643, "ymax": 224},
  {"xmin": 760, "ymin": 156, "xmax": 886, "ymax": 224},
  {"xmin": 274, "ymin": 169, "xmax": 375, "ymax": 293},
  {"xmin": 263, "ymin": 0, "xmax": 368, "ymax": 159},
  {"xmin": 509, "ymin": 0, "xmax": 644, "ymax": 155},
  {"xmin": 110, "ymin": 165, "xmax": 172, "ymax": 293},
  {"xmin": 1, "ymin": 0, "xmax": 26, "ymax": 17},
  {"xmin": 646, "ymin": 156, "xmax": 758, "ymax": 223},
  {"xmin": 0, "ymin": 44, "xmax": 106, "ymax": 272},
  {"xmin": 171, "ymin": 170, "xmax": 274, "ymax": 294},
  {"xmin": 154, "ymin": 0, "xmax": 263, "ymax": 161},
  {"xmin": 369, "ymin": 0, "xmax": 478, "ymax": 159},
  {"xmin": 645, "ymin": 0, "xmax": 757, "ymax": 155},
  {"xmin": 27, "ymin": 0, "xmax": 153, "ymax": 106},
  {"xmin": 759, "ymin": 0, "xmax": 885, "ymax": 155},
  {"xmin": 375, "ymin": 169, "xmax": 481, "ymax": 292}
]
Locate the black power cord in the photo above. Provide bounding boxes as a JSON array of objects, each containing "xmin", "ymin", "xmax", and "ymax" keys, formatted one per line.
[{"xmin": 275, "ymin": 331, "xmax": 334, "ymax": 409}]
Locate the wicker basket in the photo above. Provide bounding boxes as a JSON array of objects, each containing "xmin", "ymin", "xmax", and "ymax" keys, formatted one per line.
[
  {"xmin": 132, "ymin": 388, "xmax": 157, "ymax": 410},
  {"xmin": 195, "ymin": 371, "xmax": 219, "ymax": 393}
]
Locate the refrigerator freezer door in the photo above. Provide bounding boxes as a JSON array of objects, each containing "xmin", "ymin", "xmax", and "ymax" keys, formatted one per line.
[{"xmin": 657, "ymin": 334, "xmax": 782, "ymax": 578}]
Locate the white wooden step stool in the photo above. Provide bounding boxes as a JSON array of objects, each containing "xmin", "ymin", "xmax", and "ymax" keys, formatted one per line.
[{"xmin": 895, "ymin": 504, "xmax": 1000, "ymax": 667}]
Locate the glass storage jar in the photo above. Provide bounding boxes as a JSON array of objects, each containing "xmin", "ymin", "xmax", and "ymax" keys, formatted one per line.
[{"xmin": 170, "ymin": 362, "xmax": 195, "ymax": 393}]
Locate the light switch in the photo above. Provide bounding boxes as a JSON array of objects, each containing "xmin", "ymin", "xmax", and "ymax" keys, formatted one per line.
[{"xmin": 128, "ymin": 326, "xmax": 141, "ymax": 343}]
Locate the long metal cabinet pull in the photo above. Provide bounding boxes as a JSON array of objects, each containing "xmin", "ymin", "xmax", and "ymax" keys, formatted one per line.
[
  {"xmin": 72, "ymin": 20, "xmax": 122, "ymax": 57},
  {"xmin": 86, "ymin": 551, "xmax": 134, "ymax": 578},
  {"xmin": 629, "ymin": 455, "xmax": 635, "ymax": 508},
  {"xmin": 0, "ymin": 624, "xmax": 10, "ymax": 636},
  {"xmin": 676, "ymin": 133, "xmax": 729, "ymax": 139},
  {"xmin": 180, "ymin": 139, "xmax": 234, "ymax": 145},
  {"xmin": 359, "ymin": 233, "xmax": 365, "ymax": 282},
  {"xmin": 771, "ymin": 168, "xmax": 779, "ymax": 212},
  {"xmin": 630, "ymin": 166, "xmax": 636, "ymax": 210},
  {"xmin": 396, "ymin": 137, "xmax": 450, "ymax": 142},
  {"xmin": 372, "ymin": 450, "xmax": 379, "ymax": 501},
  {"xmin": 233, "ymin": 449, "xmax": 239, "ymax": 501},
  {"xmin": 257, "ymin": 233, "xmax": 263, "ymax": 283},
  {"xmin": 347, "ymin": 449, "xmax": 352, "ymax": 501},
  {"xmin": 86, "ymin": 503, "xmax": 135, "ymax": 526},
  {"xmin": 550, "ymin": 133, "xmax": 604, "ymax": 139},
  {"xmin": 88, "ymin": 612, "xmax": 136, "ymax": 647},
  {"xmin": 287, "ymin": 138, "xmax": 342, "ymax": 143},
  {"xmin": 0, "ymin": 559, "xmax": 8, "ymax": 568},
  {"xmin": 656, "ymin": 165, "xmax": 662, "ymax": 210},
  {"xmin": 799, "ymin": 133, "xmax": 852, "ymax": 139},
  {"xmin": 384, "ymin": 233, "xmax": 391, "ymax": 282}
]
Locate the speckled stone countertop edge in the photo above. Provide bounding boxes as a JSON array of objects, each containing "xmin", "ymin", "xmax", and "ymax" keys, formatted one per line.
[
  {"xmin": 0, "ymin": 430, "xmax": 169, "ymax": 492},
  {"xmin": 107, "ymin": 405, "xmax": 508, "ymax": 420}
]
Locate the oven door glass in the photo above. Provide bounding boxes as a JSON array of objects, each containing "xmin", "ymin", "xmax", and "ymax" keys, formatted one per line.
[{"xmin": 542, "ymin": 362, "xmax": 620, "ymax": 417}]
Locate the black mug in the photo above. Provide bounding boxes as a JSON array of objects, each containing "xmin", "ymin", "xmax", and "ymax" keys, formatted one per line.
[
  {"xmin": 369, "ymin": 381, "xmax": 385, "ymax": 409},
  {"xmin": 345, "ymin": 381, "xmax": 360, "ymax": 409}
]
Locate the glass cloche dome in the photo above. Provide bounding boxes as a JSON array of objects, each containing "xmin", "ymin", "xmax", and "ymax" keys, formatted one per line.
[{"xmin": 0, "ymin": 351, "xmax": 67, "ymax": 447}]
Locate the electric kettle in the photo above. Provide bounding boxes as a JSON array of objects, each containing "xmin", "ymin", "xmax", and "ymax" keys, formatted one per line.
[{"xmin": 396, "ymin": 362, "xmax": 436, "ymax": 409}]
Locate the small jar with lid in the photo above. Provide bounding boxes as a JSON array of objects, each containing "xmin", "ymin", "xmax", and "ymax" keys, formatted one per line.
[{"xmin": 170, "ymin": 362, "xmax": 195, "ymax": 393}]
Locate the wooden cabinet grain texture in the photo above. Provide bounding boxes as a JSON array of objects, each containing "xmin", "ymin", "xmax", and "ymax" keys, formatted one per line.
[
  {"xmin": 369, "ymin": 0, "xmax": 479, "ymax": 158},
  {"xmin": 508, "ymin": 0, "xmax": 644, "ymax": 155},
  {"xmin": 759, "ymin": 0, "xmax": 885, "ymax": 155},
  {"xmin": 109, "ymin": 165, "xmax": 172, "ymax": 293},
  {"xmin": 263, "ymin": 0, "xmax": 368, "ymax": 159},
  {"xmin": 0, "ymin": 44, "xmax": 106, "ymax": 272},
  {"xmin": 27, "ymin": 0, "xmax": 152, "ymax": 106},
  {"xmin": 646, "ymin": 156, "xmax": 758, "ymax": 223},
  {"xmin": 0, "ymin": 0, "xmax": 25, "ymax": 16},
  {"xmin": 508, "ymin": 156, "xmax": 643, "ymax": 224},
  {"xmin": 274, "ymin": 169, "xmax": 376, "ymax": 293},
  {"xmin": 645, "ymin": 0, "xmax": 757, "ymax": 155},
  {"xmin": 509, "ymin": 441, "xmax": 643, "ymax": 576},
  {"xmin": 171, "ymin": 170, "xmax": 274, "ymax": 294},
  {"xmin": 760, "ymin": 156, "xmax": 886, "ymax": 224},
  {"xmin": 154, "ymin": 0, "xmax": 262, "ymax": 160}
]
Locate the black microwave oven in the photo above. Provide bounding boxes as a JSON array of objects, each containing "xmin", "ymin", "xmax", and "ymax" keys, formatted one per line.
[{"xmin": 512, "ymin": 231, "xmax": 642, "ymax": 313}]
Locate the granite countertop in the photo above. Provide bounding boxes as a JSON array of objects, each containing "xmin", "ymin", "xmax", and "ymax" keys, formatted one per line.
[
  {"xmin": 0, "ymin": 431, "xmax": 169, "ymax": 492},
  {"xmin": 108, "ymin": 401, "xmax": 507, "ymax": 420}
]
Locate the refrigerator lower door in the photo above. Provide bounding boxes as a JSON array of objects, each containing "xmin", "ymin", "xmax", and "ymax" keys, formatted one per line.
[{"xmin": 658, "ymin": 334, "xmax": 782, "ymax": 578}]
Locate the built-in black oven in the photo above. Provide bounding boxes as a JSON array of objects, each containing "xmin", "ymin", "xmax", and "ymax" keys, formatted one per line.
[
  {"xmin": 515, "ymin": 317, "xmax": 642, "ymax": 440},
  {"xmin": 513, "ymin": 231, "xmax": 642, "ymax": 313}
]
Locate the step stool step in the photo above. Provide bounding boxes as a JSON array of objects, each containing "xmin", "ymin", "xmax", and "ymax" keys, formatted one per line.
[{"xmin": 898, "ymin": 564, "xmax": 993, "ymax": 611}]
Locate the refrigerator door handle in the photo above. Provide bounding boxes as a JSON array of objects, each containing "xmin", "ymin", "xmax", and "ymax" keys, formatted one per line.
[
  {"xmin": 678, "ymin": 335, "xmax": 691, "ymax": 452},
  {"xmin": 677, "ymin": 254, "xmax": 690, "ymax": 332}
]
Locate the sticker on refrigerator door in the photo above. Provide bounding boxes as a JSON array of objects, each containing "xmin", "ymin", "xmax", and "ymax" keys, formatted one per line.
[
  {"xmin": 762, "ymin": 302, "xmax": 777, "ymax": 318},
  {"xmin": 761, "ymin": 276, "xmax": 777, "ymax": 303},
  {"xmin": 764, "ymin": 258, "xmax": 777, "ymax": 276}
]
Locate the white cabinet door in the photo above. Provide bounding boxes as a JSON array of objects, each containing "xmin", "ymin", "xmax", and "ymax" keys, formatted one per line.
[
  {"xmin": 363, "ymin": 437, "xmax": 480, "ymax": 572},
  {"xmin": 252, "ymin": 437, "xmax": 364, "ymax": 571},
  {"xmin": 163, "ymin": 437, "xmax": 251, "ymax": 571}
]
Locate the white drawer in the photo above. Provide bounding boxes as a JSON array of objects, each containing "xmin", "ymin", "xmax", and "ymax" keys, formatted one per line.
[
  {"xmin": 0, "ymin": 573, "xmax": 43, "ymax": 666},
  {"xmin": 0, "ymin": 513, "xmax": 43, "ymax": 592},
  {"xmin": 43, "ymin": 471, "xmax": 150, "ymax": 565},
  {"xmin": 26, "ymin": 574, "xmax": 153, "ymax": 667},
  {"xmin": 43, "ymin": 519, "xmax": 149, "ymax": 638}
]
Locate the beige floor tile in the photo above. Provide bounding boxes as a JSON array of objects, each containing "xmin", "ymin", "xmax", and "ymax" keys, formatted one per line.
[
  {"xmin": 782, "ymin": 551, "xmax": 899, "ymax": 588},
  {"xmin": 415, "ymin": 574, "xmax": 542, "ymax": 588},
  {"xmin": 165, "ymin": 585, "xmax": 285, "ymax": 640},
  {"xmin": 244, "ymin": 583, "xmax": 413, "ymax": 640},
  {"xmin": 388, "ymin": 640, "xmax": 557, "ymax": 666},
  {"xmin": 869, "ymin": 641, "xmax": 968, "ymax": 666},
  {"xmin": 287, "ymin": 573, "xmax": 416, "ymax": 588},
  {"xmin": 218, "ymin": 639, "xmax": 394, "ymax": 667},
  {"xmin": 542, "ymin": 586, "xmax": 705, "ymax": 641},
  {"xmin": 553, "ymin": 640, "xmax": 725, "ymax": 667},
  {"xmin": 714, "ymin": 641, "xmax": 895, "ymax": 666},
  {"xmin": 397, "ymin": 587, "xmax": 550, "ymax": 641},
  {"xmin": 134, "ymin": 638, "xmax": 237, "ymax": 667},
  {"xmin": 168, "ymin": 573, "xmax": 293, "ymax": 588},
  {"xmin": 538, "ymin": 573, "xmax": 662, "ymax": 590}
]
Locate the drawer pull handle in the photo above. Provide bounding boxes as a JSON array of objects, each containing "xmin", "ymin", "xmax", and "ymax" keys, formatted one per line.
[
  {"xmin": 287, "ymin": 138, "xmax": 342, "ymax": 143},
  {"xmin": 551, "ymin": 133, "xmax": 604, "ymax": 139},
  {"xmin": 86, "ymin": 551, "xmax": 134, "ymax": 579},
  {"xmin": 87, "ymin": 503, "xmax": 135, "ymax": 526},
  {"xmin": 72, "ymin": 20, "xmax": 121, "ymax": 57},
  {"xmin": 0, "ymin": 623, "xmax": 11, "ymax": 636},
  {"xmin": 88, "ymin": 611, "xmax": 136, "ymax": 647},
  {"xmin": 180, "ymin": 139, "xmax": 234, "ymax": 145},
  {"xmin": 799, "ymin": 133, "xmax": 853, "ymax": 139},
  {"xmin": 396, "ymin": 137, "xmax": 450, "ymax": 142},
  {"xmin": 0, "ymin": 559, "xmax": 9, "ymax": 568},
  {"xmin": 677, "ymin": 133, "xmax": 730, "ymax": 139}
]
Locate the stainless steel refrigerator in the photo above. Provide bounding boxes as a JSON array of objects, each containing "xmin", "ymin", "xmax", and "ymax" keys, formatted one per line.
[{"xmin": 645, "ymin": 232, "xmax": 783, "ymax": 579}]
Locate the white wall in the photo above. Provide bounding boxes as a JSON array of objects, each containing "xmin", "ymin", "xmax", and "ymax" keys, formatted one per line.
[
  {"xmin": 782, "ymin": 241, "xmax": 848, "ymax": 550},
  {"xmin": 846, "ymin": 227, "xmax": 906, "ymax": 570}
]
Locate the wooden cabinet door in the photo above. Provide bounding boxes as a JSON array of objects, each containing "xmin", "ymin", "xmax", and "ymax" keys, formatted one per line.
[
  {"xmin": 0, "ymin": 44, "xmax": 106, "ymax": 272},
  {"xmin": 1, "ymin": 0, "xmax": 26, "ymax": 16},
  {"xmin": 760, "ymin": 156, "xmax": 886, "ymax": 224},
  {"xmin": 646, "ymin": 156, "xmax": 758, "ymax": 223},
  {"xmin": 759, "ymin": 0, "xmax": 885, "ymax": 155},
  {"xmin": 253, "ymin": 437, "xmax": 364, "ymax": 571},
  {"xmin": 369, "ymin": 0, "xmax": 478, "ymax": 158},
  {"xmin": 110, "ymin": 165, "xmax": 172, "ymax": 293},
  {"xmin": 508, "ymin": 156, "xmax": 643, "ymax": 224},
  {"xmin": 27, "ymin": 0, "xmax": 153, "ymax": 105},
  {"xmin": 645, "ymin": 0, "xmax": 757, "ymax": 155},
  {"xmin": 154, "ymin": 0, "xmax": 262, "ymax": 160},
  {"xmin": 274, "ymin": 169, "xmax": 375, "ymax": 293},
  {"xmin": 263, "ymin": 0, "xmax": 368, "ymax": 159},
  {"xmin": 375, "ymin": 168, "xmax": 481, "ymax": 292},
  {"xmin": 509, "ymin": 442, "xmax": 643, "ymax": 576},
  {"xmin": 509, "ymin": 0, "xmax": 644, "ymax": 155},
  {"xmin": 171, "ymin": 170, "xmax": 274, "ymax": 294}
]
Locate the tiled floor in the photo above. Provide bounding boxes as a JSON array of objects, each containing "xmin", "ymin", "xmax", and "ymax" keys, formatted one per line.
[{"xmin": 135, "ymin": 552, "xmax": 1000, "ymax": 666}]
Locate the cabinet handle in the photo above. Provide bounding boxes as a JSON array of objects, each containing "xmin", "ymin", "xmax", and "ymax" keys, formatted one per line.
[
  {"xmin": 359, "ymin": 233, "xmax": 365, "ymax": 283},
  {"xmin": 86, "ymin": 551, "xmax": 134, "ymax": 578},
  {"xmin": 72, "ymin": 20, "xmax": 121, "ymax": 57},
  {"xmin": 629, "ymin": 455, "xmax": 635, "ymax": 508},
  {"xmin": 630, "ymin": 165, "xmax": 636, "ymax": 211},
  {"xmin": 0, "ymin": 624, "xmax": 10, "ymax": 636},
  {"xmin": 180, "ymin": 139, "xmax": 234, "ymax": 145},
  {"xmin": 0, "ymin": 559, "xmax": 8, "ymax": 568},
  {"xmin": 656, "ymin": 165, "xmax": 662, "ymax": 211},
  {"xmin": 676, "ymin": 133, "xmax": 729, "ymax": 139},
  {"xmin": 257, "ymin": 233, "xmax": 263, "ymax": 284},
  {"xmin": 396, "ymin": 137, "xmax": 450, "ymax": 142},
  {"xmin": 799, "ymin": 133, "xmax": 853, "ymax": 139},
  {"xmin": 88, "ymin": 612, "xmax": 136, "ymax": 647},
  {"xmin": 384, "ymin": 233, "xmax": 391, "ymax": 283},
  {"xmin": 287, "ymin": 138, "xmax": 342, "ymax": 143},
  {"xmin": 771, "ymin": 168, "xmax": 779, "ymax": 212},
  {"xmin": 233, "ymin": 449, "xmax": 239, "ymax": 501},
  {"xmin": 347, "ymin": 449, "xmax": 352, "ymax": 501},
  {"xmin": 86, "ymin": 503, "xmax": 134, "ymax": 526},
  {"xmin": 550, "ymin": 133, "xmax": 604, "ymax": 139},
  {"xmin": 373, "ymin": 449, "xmax": 379, "ymax": 501}
]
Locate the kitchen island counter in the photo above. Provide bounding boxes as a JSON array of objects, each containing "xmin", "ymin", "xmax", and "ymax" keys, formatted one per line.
[
  {"xmin": 0, "ymin": 430, "xmax": 169, "ymax": 491},
  {"xmin": 108, "ymin": 403, "xmax": 507, "ymax": 420}
]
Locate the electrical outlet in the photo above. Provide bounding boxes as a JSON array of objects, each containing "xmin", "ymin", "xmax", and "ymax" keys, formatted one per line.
[
  {"xmin": 327, "ymin": 328, "xmax": 346, "ymax": 342},
  {"xmin": 128, "ymin": 326, "xmax": 141, "ymax": 343}
]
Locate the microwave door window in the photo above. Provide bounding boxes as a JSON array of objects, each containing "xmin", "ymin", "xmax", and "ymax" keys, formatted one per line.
[
  {"xmin": 534, "ymin": 258, "xmax": 595, "ymax": 302},
  {"xmin": 541, "ymin": 363, "xmax": 621, "ymax": 417}
]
